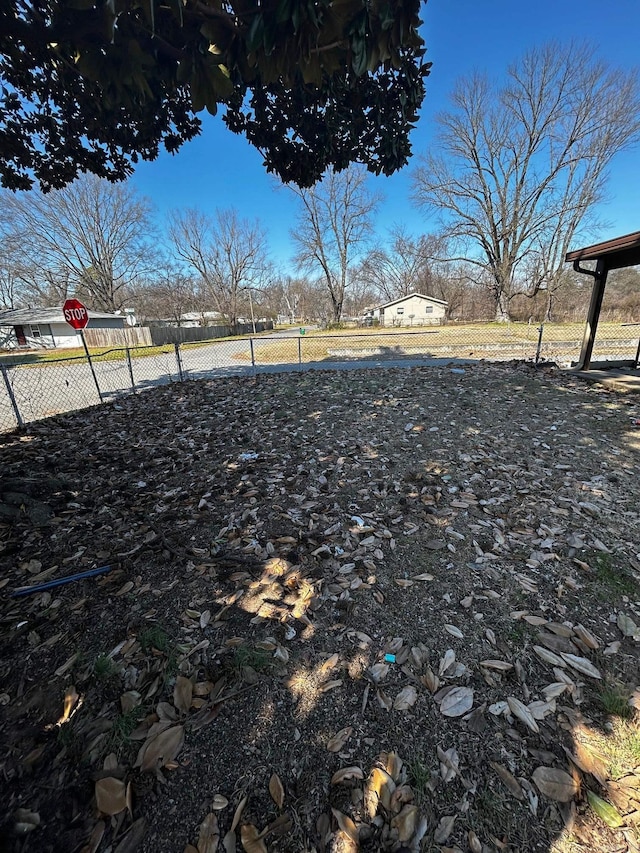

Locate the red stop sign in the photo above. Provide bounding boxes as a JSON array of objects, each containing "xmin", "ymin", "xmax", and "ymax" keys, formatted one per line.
[{"xmin": 63, "ymin": 298, "xmax": 89, "ymax": 330}]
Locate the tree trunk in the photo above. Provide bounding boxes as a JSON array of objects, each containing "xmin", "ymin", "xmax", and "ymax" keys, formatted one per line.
[
  {"xmin": 331, "ymin": 294, "xmax": 342, "ymax": 322},
  {"xmin": 494, "ymin": 291, "xmax": 510, "ymax": 322},
  {"xmin": 545, "ymin": 289, "xmax": 554, "ymax": 322}
]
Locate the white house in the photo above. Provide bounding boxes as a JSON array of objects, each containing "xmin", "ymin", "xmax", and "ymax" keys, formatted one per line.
[
  {"xmin": 365, "ymin": 293, "xmax": 448, "ymax": 326},
  {"xmin": 0, "ymin": 307, "xmax": 126, "ymax": 349}
]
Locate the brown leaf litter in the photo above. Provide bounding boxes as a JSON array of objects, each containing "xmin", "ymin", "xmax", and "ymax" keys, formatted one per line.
[{"xmin": 0, "ymin": 362, "xmax": 639, "ymax": 852}]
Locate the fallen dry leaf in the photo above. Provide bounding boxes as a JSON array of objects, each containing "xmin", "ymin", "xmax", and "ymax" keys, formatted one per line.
[
  {"xmin": 327, "ymin": 726, "xmax": 353, "ymax": 752},
  {"xmin": 393, "ymin": 685, "xmax": 417, "ymax": 711},
  {"xmin": 138, "ymin": 724, "xmax": 184, "ymax": 773},
  {"xmin": 507, "ymin": 697, "xmax": 540, "ymax": 734},
  {"xmin": 198, "ymin": 813, "xmax": 220, "ymax": 853},
  {"xmin": 433, "ymin": 814, "xmax": 456, "ymax": 844},
  {"xmin": 331, "ymin": 808, "xmax": 359, "ymax": 843},
  {"xmin": 479, "ymin": 660, "xmax": 513, "ymax": 672},
  {"xmin": 331, "ymin": 766, "xmax": 365, "ymax": 785},
  {"xmin": 173, "ymin": 676, "xmax": 193, "ymax": 714},
  {"xmin": 95, "ymin": 777, "xmax": 127, "ymax": 816},
  {"xmin": 240, "ymin": 824, "xmax": 267, "ymax": 853},
  {"xmin": 439, "ymin": 686, "xmax": 474, "ymax": 717},
  {"xmin": 490, "ymin": 762, "xmax": 524, "ymax": 800},
  {"xmin": 532, "ymin": 767, "xmax": 579, "ymax": 802},
  {"xmin": 391, "ymin": 804, "xmax": 419, "ymax": 842},
  {"xmin": 366, "ymin": 766, "xmax": 396, "ymax": 816},
  {"xmin": 560, "ymin": 653, "xmax": 602, "ymax": 680},
  {"xmin": 268, "ymin": 773, "xmax": 285, "ymax": 809}
]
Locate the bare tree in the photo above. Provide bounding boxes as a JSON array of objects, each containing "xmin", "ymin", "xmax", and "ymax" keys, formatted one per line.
[
  {"xmin": 290, "ymin": 166, "xmax": 380, "ymax": 322},
  {"xmin": 170, "ymin": 208, "xmax": 270, "ymax": 327},
  {"xmin": 0, "ymin": 263, "xmax": 20, "ymax": 309},
  {"xmin": 1, "ymin": 174, "xmax": 154, "ymax": 312},
  {"xmin": 0, "ymin": 233, "xmax": 26, "ymax": 308},
  {"xmin": 134, "ymin": 268, "xmax": 202, "ymax": 325},
  {"xmin": 357, "ymin": 228, "xmax": 442, "ymax": 303},
  {"xmin": 263, "ymin": 276, "xmax": 316, "ymax": 323},
  {"xmin": 412, "ymin": 42, "xmax": 640, "ymax": 321}
]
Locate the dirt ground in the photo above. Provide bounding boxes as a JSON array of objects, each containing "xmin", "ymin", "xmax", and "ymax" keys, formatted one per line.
[{"xmin": 1, "ymin": 362, "xmax": 639, "ymax": 853}]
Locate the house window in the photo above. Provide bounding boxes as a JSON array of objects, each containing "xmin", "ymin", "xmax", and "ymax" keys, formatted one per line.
[
  {"xmin": 396, "ymin": 307, "xmax": 404, "ymax": 315},
  {"xmin": 425, "ymin": 306, "xmax": 433, "ymax": 314},
  {"xmin": 28, "ymin": 324, "xmax": 52, "ymax": 339}
]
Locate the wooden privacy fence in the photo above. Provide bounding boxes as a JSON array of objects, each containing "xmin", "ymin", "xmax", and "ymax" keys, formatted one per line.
[
  {"xmin": 148, "ymin": 321, "xmax": 274, "ymax": 345},
  {"xmin": 83, "ymin": 327, "xmax": 152, "ymax": 347},
  {"xmin": 84, "ymin": 322, "xmax": 274, "ymax": 348}
]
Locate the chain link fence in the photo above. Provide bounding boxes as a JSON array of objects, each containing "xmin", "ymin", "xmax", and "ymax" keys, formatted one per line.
[{"xmin": 1, "ymin": 321, "xmax": 639, "ymax": 433}]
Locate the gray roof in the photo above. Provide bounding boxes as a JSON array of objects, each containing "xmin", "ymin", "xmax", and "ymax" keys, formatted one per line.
[
  {"xmin": 375, "ymin": 292, "xmax": 448, "ymax": 310},
  {"xmin": 0, "ymin": 307, "xmax": 124, "ymax": 325}
]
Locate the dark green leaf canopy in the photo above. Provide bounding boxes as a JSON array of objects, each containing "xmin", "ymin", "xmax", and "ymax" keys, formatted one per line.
[{"xmin": 0, "ymin": 0, "xmax": 430, "ymax": 191}]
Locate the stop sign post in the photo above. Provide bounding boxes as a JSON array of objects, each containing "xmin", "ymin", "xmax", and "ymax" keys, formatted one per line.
[{"xmin": 62, "ymin": 298, "xmax": 103, "ymax": 403}]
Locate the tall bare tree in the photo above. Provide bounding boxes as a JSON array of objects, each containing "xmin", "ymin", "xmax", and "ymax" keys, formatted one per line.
[
  {"xmin": 1, "ymin": 174, "xmax": 153, "ymax": 311},
  {"xmin": 412, "ymin": 42, "xmax": 640, "ymax": 320},
  {"xmin": 290, "ymin": 166, "xmax": 380, "ymax": 322},
  {"xmin": 170, "ymin": 208, "xmax": 270, "ymax": 327}
]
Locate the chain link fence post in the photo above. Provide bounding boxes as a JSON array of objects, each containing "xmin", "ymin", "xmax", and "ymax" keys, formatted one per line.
[
  {"xmin": 80, "ymin": 329, "xmax": 103, "ymax": 402},
  {"xmin": 125, "ymin": 346, "xmax": 136, "ymax": 391},
  {"xmin": 298, "ymin": 336, "xmax": 302, "ymax": 366},
  {"xmin": 174, "ymin": 343, "xmax": 184, "ymax": 381},
  {"xmin": 535, "ymin": 323, "xmax": 544, "ymax": 365},
  {"xmin": 249, "ymin": 337, "xmax": 255, "ymax": 368},
  {"xmin": 1, "ymin": 364, "xmax": 24, "ymax": 429}
]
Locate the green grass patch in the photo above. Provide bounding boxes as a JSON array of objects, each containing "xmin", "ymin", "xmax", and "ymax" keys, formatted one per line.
[
  {"xmin": 139, "ymin": 624, "xmax": 171, "ymax": 654},
  {"xmin": 407, "ymin": 756, "xmax": 431, "ymax": 804},
  {"xmin": 595, "ymin": 555, "xmax": 638, "ymax": 596},
  {"xmin": 229, "ymin": 645, "xmax": 272, "ymax": 673},
  {"xmin": 504, "ymin": 621, "xmax": 527, "ymax": 645},
  {"xmin": 93, "ymin": 653, "xmax": 117, "ymax": 680},
  {"xmin": 599, "ymin": 683, "xmax": 634, "ymax": 719},
  {"xmin": 112, "ymin": 706, "xmax": 146, "ymax": 742}
]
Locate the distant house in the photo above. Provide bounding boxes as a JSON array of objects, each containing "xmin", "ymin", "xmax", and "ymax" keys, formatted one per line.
[
  {"xmin": 364, "ymin": 293, "xmax": 448, "ymax": 326},
  {"xmin": 0, "ymin": 307, "xmax": 126, "ymax": 349},
  {"xmin": 148, "ymin": 311, "xmax": 227, "ymax": 328}
]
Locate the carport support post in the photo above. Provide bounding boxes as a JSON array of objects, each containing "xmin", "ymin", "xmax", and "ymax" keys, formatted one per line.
[
  {"xmin": 577, "ymin": 258, "xmax": 608, "ymax": 370},
  {"xmin": 80, "ymin": 329, "xmax": 103, "ymax": 403},
  {"xmin": 1, "ymin": 364, "xmax": 24, "ymax": 428}
]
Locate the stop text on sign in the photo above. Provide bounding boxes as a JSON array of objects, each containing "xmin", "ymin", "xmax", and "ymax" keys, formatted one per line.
[{"xmin": 64, "ymin": 307, "xmax": 87, "ymax": 321}]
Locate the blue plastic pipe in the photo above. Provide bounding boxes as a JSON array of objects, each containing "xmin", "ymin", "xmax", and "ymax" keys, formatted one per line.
[{"xmin": 11, "ymin": 565, "xmax": 113, "ymax": 597}]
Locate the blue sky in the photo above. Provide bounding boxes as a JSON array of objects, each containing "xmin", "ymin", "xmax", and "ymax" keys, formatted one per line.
[{"xmin": 130, "ymin": 0, "xmax": 640, "ymax": 269}]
